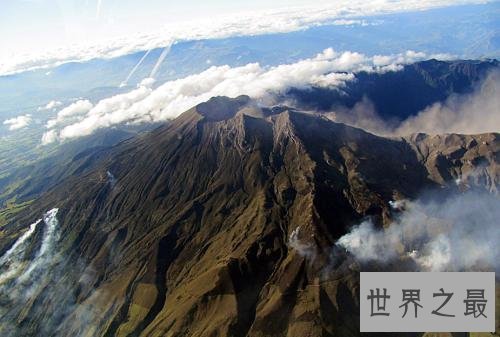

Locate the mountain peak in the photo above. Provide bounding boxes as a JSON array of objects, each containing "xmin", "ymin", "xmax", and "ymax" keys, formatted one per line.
[
  {"xmin": 2, "ymin": 97, "xmax": 498, "ymax": 337},
  {"xmin": 195, "ymin": 95, "xmax": 251, "ymax": 121}
]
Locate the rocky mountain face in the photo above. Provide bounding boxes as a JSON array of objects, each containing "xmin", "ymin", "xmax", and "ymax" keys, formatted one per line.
[
  {"xmin": 287, "ymin": 59, "xmax": 499, "ymax": 120},
  {"xmin": 0, "ymin": 96, "xmax": 498, "ymax": 337},
  {"xmin": 1, "ymin": 59, "xmax": 497, "ymax": 212}
]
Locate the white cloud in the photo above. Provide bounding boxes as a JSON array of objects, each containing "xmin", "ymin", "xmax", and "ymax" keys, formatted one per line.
[
  {"xmin": 331, "ymin": 19, "xmax": 377, "ymax": 26},
  {"xmin": 41, "ymin": 130, "xmax": 59, "ymax": 145},
  {"xmin": 46, "ymin": 100, "xmax": 94, "ymax": 129},
  {"xmin": 0, "ymin": 0, "xmax": 486, "ymax": 76},
  {"xmin": 42, "ymin": 48, "xmax": 437, "ymax": 143},
  {"xmin": 138, "ymin": 77, "xmax": 156, "ymax": 88},
  {"xmin": 38, "ymin": 100, "xmax": 63, "ymax": 111},
  {"xmin": 3, "ymin": 115, "xmax": 32, "ymax": 131},
  {"xmin": 372, "ymin": 55, "xmax": 393, "ymax": 67}
]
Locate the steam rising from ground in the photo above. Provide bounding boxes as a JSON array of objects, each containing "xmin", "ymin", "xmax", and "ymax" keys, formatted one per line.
[
  {"xmin": 337, "ymin": 191, "xmax": 500, "ymax": 271},
  {"xmin": 0, "ymin": 209, "xmax": 66, "ymax": 336},
  {"xmin": 0, "ymin": 208, "xmax": 114, "ymax": 336},
  {"xmin": 0, "ymin": 219, "xmax": 41, "ymax": 284},
  {"xmin": 106, "ymin": 170, "xmax": 117, "ymax": 187},
  {"xmin": 289, "ymin": 227, "xmax": 316, "ymax": 260},
  {"xmin": 17, "ymin": 208, "xmax": 60, "ymax": 285},
  {"xmin": 0, "ymin": 209, "xmax": 59, "ymax": 288}
]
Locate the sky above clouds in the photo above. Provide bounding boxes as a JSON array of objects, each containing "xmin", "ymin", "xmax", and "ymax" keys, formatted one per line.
[
  {"xmin": 0, "ymin": 0, "xmax": 492, "ymax": 75},
  {"xmin": 2, "ymin": 0, "xmax": 328, "ymax": 56},
  {"xmin": 2, "ymin": 0, "xmax": 498, "ymax": 144}
]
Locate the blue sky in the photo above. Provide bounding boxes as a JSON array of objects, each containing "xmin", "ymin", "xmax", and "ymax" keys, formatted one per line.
[
  {"xmin": 0, "ymin": 0, "xmax": 498, "ymax": 143},
  {"xmin": 0, "ymin": 0, "xmax": 494, "ymax": 75},
  {"xmin": 1, "ymin": 0, "xmax": 314, "ymax": 53}
]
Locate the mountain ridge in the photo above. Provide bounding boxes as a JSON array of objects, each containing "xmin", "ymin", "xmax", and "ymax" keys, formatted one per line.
[
  {"xmin": 0, "ymin": 96, "xmax": 498, "ymax": 337},
  {"xmin": 287, "ymin": 58, "xmax": 499, "ymax": 120}
]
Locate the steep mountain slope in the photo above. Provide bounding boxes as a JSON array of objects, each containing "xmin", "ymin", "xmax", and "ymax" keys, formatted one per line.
[
  {"xmin": 287, "ymin": 59, "xmax": 499, "ymax": 120},
  {"xmin": 0, "ymin": 124, "xmax": 160, "ymax": 209},
  {"xmin": 1, "ymin": 59, "xmax": 496, "ymax": 213},
  {"xmin": 0, "ymin": 96, "xmax": 498, "ymax": 337}
]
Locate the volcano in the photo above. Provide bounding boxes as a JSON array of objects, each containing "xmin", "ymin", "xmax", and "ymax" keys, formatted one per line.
[{"xmin": 0, "ymin": 96, "xmax": 498, "ymax": 337}]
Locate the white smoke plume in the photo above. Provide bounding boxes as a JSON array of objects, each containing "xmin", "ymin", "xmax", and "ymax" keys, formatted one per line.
[
  {"xmin": 289, "ymin": 226, "xmax": 316, "ymax": 260},
  {"xmin": 395, "ymin": 69, "xmax": 500, "ymax": 135},
  {"xmin": 326, "ymin": 69, "xmax": 500, "ymax": 136},
  {"xmin": 0, "ymin": 209, "xmax": 59, "ymax": 292},
  {"xmin": 0, "ymin": 208, "xmax": 112, "ymax": 337},
  {"xmin": 17, "ymin": 208, "xmax": 60, "ymax": 285},
  {"xmin": 42, "ymin": 48, "xmax": 440, "ymax": 143},
  {"xmin": 323, "ymin": 97, "xmax": 391, "ymax": 135},
  {"xmin": 0, "ymin": 219, "xmax": 42, "ymax": 284},
  {"xmin": 0, "ymin": 208, "xmax": 79, "ymax": 337},
  {"xmin": 106, "ymin": 170, "xmax": 117, "ymax": 187},
  {"xmin": 336, "ymin": 191, "xmax": 500, "ymax": 271}
]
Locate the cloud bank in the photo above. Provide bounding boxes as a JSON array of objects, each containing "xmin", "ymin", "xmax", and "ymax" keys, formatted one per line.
[
  {"xmin": 337, "ymin": 191, "xmax": 500, "ymax": 271},
  {"xmin": 45, "ymin": 99, "xmax": 94, "ymax": 129},
  {"xmin": 3, "ymin": 114, "xmax": 32, "ymax": 131},
  {"xmin": 0, "ymin": 0, "xmax": 487, "ymax": 76},
  {"xmin": 42, "ymin": 48, "xmax": 439, "ymax": 143}
]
